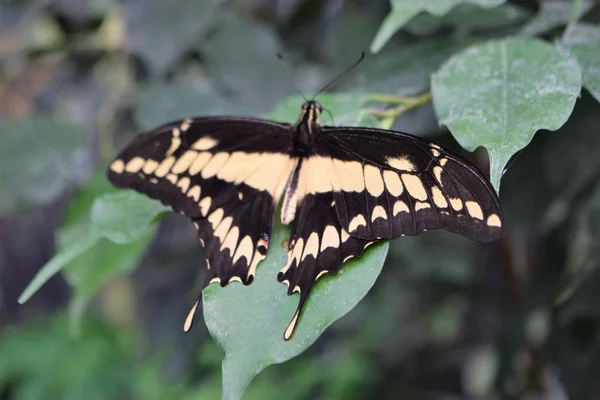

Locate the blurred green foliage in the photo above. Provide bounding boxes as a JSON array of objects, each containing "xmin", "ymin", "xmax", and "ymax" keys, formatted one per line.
[{"xmin": 2, "ymin": 0, "xmax": 600, "ymax": 399}]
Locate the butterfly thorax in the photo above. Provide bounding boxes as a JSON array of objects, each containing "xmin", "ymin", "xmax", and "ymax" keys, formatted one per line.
[{"xmin": 292, "ymin": 101, "xmax": 322, "ymax": 154}]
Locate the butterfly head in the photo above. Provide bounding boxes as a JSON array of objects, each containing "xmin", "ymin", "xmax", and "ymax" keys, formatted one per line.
[{"xmin": 295, "ymin": 100, "xmax": 322, "ymax": 137}]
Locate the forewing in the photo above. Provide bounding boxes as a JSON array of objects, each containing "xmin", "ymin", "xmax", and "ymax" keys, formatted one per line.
[
  {"xmin": 312, "ymin": 126, "xmax": 504, "ymax": 242},
  {"xmin": 107, "ymin": 117, "xmax": 297, "ymax": 309},
  {"xmin": 277, "ymin": 191, "xmax": 376, "ymax": 340}
]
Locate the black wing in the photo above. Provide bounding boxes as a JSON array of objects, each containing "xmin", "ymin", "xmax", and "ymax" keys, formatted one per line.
[
  {"xmin": 318, "ymin": 126, "xmax": 504, "ymax": 242},
  {"xmin": 107, "ymin": 117, "xmax": 297, "ymax": 330},
  {"xmin": 276, "ymin": 126, "xmax": 503, "ymax": 339}
]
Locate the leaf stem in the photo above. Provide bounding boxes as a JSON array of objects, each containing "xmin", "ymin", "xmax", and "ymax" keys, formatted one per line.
[
  {"xmin": 364, "ymin": 92, "xmax": 432, "ymax": 118},
  {"xmin": 564, "ymin": 0, "xmax": 584, "ymax": 38}
]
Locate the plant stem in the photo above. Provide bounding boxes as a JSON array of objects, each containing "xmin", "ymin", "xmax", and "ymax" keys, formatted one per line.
[{"xmin": 364, "ymin": 92, "xmax": 432, "ymax": 119}]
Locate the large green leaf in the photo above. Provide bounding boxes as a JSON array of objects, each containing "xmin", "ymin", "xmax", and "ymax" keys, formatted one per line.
[
  {"xmin": 0, "ymin": 117, "xmax": 86, "ymax": 215},
  {"xmin": 18, "ymin": 192, "xmax": 167, "ymax": 304},
  {"xmin": 203, "ymin": 219, "xmax": 389, "ymax": 400},
  {"xmin": 370, "ymin": 0, "xmax": 506, "ymax": 53},
  {"xmin": 562, "ymin": 23, "xmax": 600, "ymax": 104},
  {"xmin": 431, "ymin": 37, "xmax": 581, "ymax": 190}
]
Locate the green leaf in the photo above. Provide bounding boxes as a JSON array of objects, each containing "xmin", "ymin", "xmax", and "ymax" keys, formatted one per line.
[
  {"xmin": 431, "ymin": 37, "xmax": 581, "ymax": 190},
  {"xmin": 370, "ymin": 0, "xmax": 506, "ymax": 53},
  {"xmin": 519, "ymin": 0, "xmax": 596, "ymax": 37},
  {"xmin": 203, "ymin": 219, "xmax": 389, "ymax": 400},
  {"xmin": 404, "ymin": 2, "xmax": 529, "ymax": 36},
  {"xmin": 200, "ymin": 12, "xmax": 292, "ymax": 112},
  {"xmin": 135, "ymin": 81, "xmax": 249, "ymax": 131},
  {"xmin": 0, "ymin": 117, "xmax": 86, "ymax": 215},
  {"xmin": 18, "ymin": 191, "xmax": 167, "ymax": 304},
  {"xmin": 125, "ymin": 0, "xmax": 221, "ymax": 75},
  {"xmin": 562, "ymin": 23, "xmax": 600, "ymax": 104}
]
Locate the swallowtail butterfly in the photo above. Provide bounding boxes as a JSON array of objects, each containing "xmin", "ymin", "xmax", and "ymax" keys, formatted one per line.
[{"xmin": 108, "ymin": 100, "xmax": 504, "ymax": 340}]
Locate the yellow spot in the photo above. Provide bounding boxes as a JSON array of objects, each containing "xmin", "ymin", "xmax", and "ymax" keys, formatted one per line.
[
  {"xmin": 188, "ymin": 152, "xmax": 212, "ymax": 175},
  {"xmin": 340, "ymin": 228, "xmax": 350, "ymax": 243},
  {"xmin": 364, "ymin": 165, "xmax": 385, "ymax": 196},
  {"xmin": 315, "ymin": 270, "xmax": 329, "ymax": 281},
  {"xmin": 208, "ymin": 208, "xmax": 224, "ymax": 228},
  {"xmin": 465, "ymin": 201, "xmax": 484, "ymax": 220},
  {"xmin": 433, "ymin": 166, "xmax": 443, "ymax": 183},
  {"xmin": 284, "ymin": 310, "xmax": 300, "ymax": 340},
  {"xmin": 289, "ymin": 238, "xmax": 304, "ymax": 267},
  {"xmin": 229, "ymin": 276, "xmax": 243, "ymax": 283},
  {"xmin": 304, "ymin": 156, "xmax": 338, "ymax": 194},
  {"xmin": 343, "ymin": 255, "xmax": 354, "ymax": 263},
  {"xmin": 302, "ymin": 232, "xmax": 319, "ymax": 260},
  {"xmin": 431, "ymin": 144, "xmax": 441, "ymax": 150},
  {"xmin": 383, "ymin": 170, "xmax": 403, "ymax": 196},
  {"xmin": 292, "ymin": 285, "xmax": 301, "ymax": 294},
  {"xmin": 415, "ymin": 201, "xmax": 430, "ymax": 211},
  {"xmin": 440, "ymin": 158, "xmax": 448, "ymax": 166},
  {"xmin": 238, "ymin": 192, "xmax": 243, "ymax": 200},
  {"xmin": 172, "ymin": 127, "xmax": 181, "ymax": 137},
  {"xmin": 214, "ymin": 217, "xmax": 233, "ymax": 242},
  {"xmin": 155, "ymin": 156, "xmax": 176, "ymax": 177},
  {"xmin": 232, "ymin": 235, "xmax": 253, "ymax": 264},
  {"xmin": 110, "ymin": 159, "xmax": 125, "ymax": 173},
  {"xmin": 125, "ymin": 157, "xmax": 145, "ymax": 173},
  {"xmin": 487, "ymin": 214, "xmax": 502, "ymax": 227},
  {"xmin": 171, "ymin": 150, "xmax": 199, "ymax": 174},
  {"xmin": 349, "ymin": 215, "xmax": 367, "ymax": 232},
  {"xmin": 165, "ymin": 137, "xmax": 181, "ymax": 157},
  {"xmin": 221, "ymin": 226, "xmax": 240, "ymax": 255},
  {"xmin": 180, "ymin": 119, "xmax": 192, "ymax": 131},
  {"xmin": 187, "ymin": 185, "xmax": 201, "ymax": 202},
  {"xmin": 393, "ymin": 200, "xmax": 409, "ymax": 216},
  {"xmin": 431, "ymin": 148, "xmax": 440, "ymax": 157},
  {"xmin": 166, "ymin": 173, "xmax": 177, "ymax": 184},
  {"xmin": 183, "ymin": 300, "xmax": 199, "ymax": 332},
  {"xmin": 450, "ymin": 198, "xmax": 463, "ymax": 211},
  {"xmin": 402, "ymin": 174, "xmax": 428, "ymax": 201},
  {"xmin": 333, "ymin": 160, "xmax": 365, "ymax": 192},
  {"xmin": 201, "ymin": 152, "xmax": 230, "ymax": 179},
  {"xmin": 209, "ymin": 277, "xmax": 221, "ymax": 284},
  {"xmin": 371, "ymin": 205, "xmax": 388, "ymax": 222},
  {"xmin": 320, "ymin": 225, "xmax": 340, "ymax": 252},
  {"xmin": 191, "ymin": 137, "xmax": 218, "ymax": 150},
  {"xmin": 431, "ymin": 186, "xmax": 448, "ymax": 208},
  {"xmin": 387, "ymin": 156, "xmax": 416, "ymax": 172},
  {"xmin": 217, "ymin": 152, "xmax": 260, "ymax": 182},
  {"xmin": 150, "ymin": 178, "xmax": 158, "ymax": 184},
  {"xmin": 199, "ymin": 197, "xmax": 212, "ymax": 216},
  {"xmin": 142, "ymin": 159, "xmax": 159, "ymax": 174},
  {"xmin": 176, "ymin": 177, "xmax": 191, "ymax": 193},
  {"xmin": 244, "ymin": 154, "xmax": 296, "ymax": 198}
]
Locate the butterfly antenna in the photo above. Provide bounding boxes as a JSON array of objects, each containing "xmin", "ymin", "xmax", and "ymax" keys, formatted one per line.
[
  {"xmin": 277, "ymin": 53, "xmax": 308, "ymax": 102},
  {"xmin": 313, "ymin": 52, "xmax": 366, "ymax": 99}
]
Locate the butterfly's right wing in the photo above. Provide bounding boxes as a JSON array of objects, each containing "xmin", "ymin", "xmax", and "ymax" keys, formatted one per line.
[{"xmin": 108, "ymin": 117, "xmax": 297, "ymax": 297}]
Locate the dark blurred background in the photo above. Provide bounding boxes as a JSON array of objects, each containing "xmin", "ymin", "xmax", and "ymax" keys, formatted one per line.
[{"xmin": 1, "ymin": 0, "xmax": 600, "ymax": 399}]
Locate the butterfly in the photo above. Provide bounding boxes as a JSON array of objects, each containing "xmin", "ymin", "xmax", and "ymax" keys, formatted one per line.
[{"xmin": 107, "ymin": 99, "xmax": 504, "ymax": 340}]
